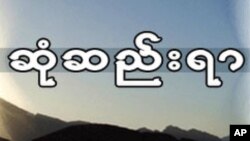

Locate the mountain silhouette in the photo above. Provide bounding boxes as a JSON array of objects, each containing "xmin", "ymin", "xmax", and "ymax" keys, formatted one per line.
[
  {"xmin": 0, "ymin": 98, "xmax": 87, "ymax": 141},
  {"xmin": 163, "ymin": 125, "xmax": 222, "ymax": 141},
  {"xmin": 0, "ymin": 98, "xmax": 227, "ymax": 141},
  {"xmin": 33, "ymin": 124, "xmax": 182, "ymax": 141}
]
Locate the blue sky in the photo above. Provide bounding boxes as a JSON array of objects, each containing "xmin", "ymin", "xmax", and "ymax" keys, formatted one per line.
[{"xmin": 0, "ymin": 0, "xmax": 244, "ymax": 137}]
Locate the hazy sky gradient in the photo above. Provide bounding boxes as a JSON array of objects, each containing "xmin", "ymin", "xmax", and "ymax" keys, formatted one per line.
[{"xmin": 0, "ymin": 0, "xmax": 243, "ymax": 137}]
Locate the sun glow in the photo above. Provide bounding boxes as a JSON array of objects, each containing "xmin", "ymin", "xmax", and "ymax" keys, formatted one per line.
[
  {"xmin": 232, "ymin": 0, "xmax": 250, "ymax": 123},
  {"xmin": 0, "ymin": 11, "xmax": 27, "ymax": 109}
]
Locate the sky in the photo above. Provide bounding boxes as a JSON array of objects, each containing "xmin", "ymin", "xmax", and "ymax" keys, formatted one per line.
[{"xmin": 0, "ymin": 0, "xmax": 246, "ymax": 137}]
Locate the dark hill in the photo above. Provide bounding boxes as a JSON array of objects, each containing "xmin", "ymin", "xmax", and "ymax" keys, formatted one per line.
[
  {"xmin": 0, "ymin": 98, "xmax": 87, "ymax": 141},
  {"xmin": 33, "ymin": 124, "xmax": 184, "ymax": 141},
  {"xmin": 163, "ymin": 126, "xmax": 221, "ymax": 141},
  {"xmin": 0, "ymin": 98, "xmax": 226, "ymax": 141}
]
